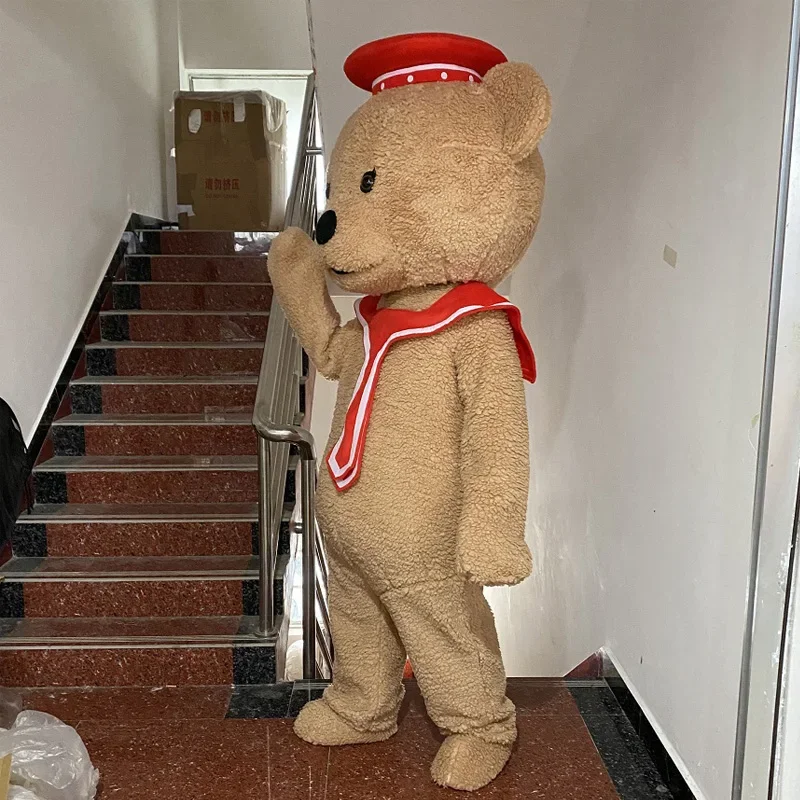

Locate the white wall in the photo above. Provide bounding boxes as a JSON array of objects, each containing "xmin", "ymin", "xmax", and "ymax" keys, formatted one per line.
[
  {"xmin": 0, "ymin": 0, "xmax": 165, "ymax": 441},
  {"xmin": 524, "ymin": 3, "xmax": 790, "ymax": 798},
  {"xmin": 306, "ymin": 2, "xmax": 793, "ymax": 798},
  {"xmin": 157, "ymin": 0, "xmax": 187, "ymax": 222},
  {"xmin": 308, "ymin": 1, "xmax": 590, "ymax": 157},
  {"xmin": 180, "ymin": 0, "xmax": 311, "ymax": 71}
]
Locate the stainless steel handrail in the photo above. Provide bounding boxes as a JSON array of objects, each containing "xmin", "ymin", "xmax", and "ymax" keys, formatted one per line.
[{"xmin": 252, "ymin": 75, "xmax": 332, "ymax": 680}]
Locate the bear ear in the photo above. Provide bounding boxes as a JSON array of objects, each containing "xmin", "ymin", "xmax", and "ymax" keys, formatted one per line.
[{"xmin": 483, "ymin": 62, "xmax": 551, "ymax": 162}]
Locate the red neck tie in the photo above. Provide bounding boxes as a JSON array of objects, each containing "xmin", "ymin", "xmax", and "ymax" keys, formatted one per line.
[{"xmin": 327, "ymin": 282, "xmax": 536, "ymax": 491}]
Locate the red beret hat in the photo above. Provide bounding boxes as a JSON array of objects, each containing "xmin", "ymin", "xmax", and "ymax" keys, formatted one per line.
[{"xmin": 344, "ymin": 32, "xmax": 507, "ymax": 95}]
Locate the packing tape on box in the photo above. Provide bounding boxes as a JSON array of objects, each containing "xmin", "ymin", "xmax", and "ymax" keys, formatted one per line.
[
  {"xmin": 234, "ymin": 96, "xmax": 246, "ymax": 122},
  {"xmin": 177, "ymin": 204, "xmax": 195, "ymax": 217}
]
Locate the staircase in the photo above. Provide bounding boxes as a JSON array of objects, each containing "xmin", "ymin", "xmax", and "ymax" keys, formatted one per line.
[{"xmin": 0, "ymin": 230, "xmax": 301, "ymax": 688}]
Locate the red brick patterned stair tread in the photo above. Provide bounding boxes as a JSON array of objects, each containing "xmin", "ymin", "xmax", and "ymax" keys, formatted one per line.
[
  {"xmin": 0, "ymin": 553, "xmax": 287, "ymax": 619},
  {"xmin": 85, "ymin": 340, "xmax": 263, "ymax": 377},
  {"xmin": 124, "ymin": 257, "xmax": 269, "ymax": 283},
  {"xmin": 2, "ymin": 229, "xmax": 296, "ymax": 688},
  {"xmin": 12, "ymin": 502, "xmax": 290, "ymax": 558},
  {"xmin": 32, "ymin": 454, "xmax": 263, "ymax": 505},
  {"xmin": 100, "ymin": 310, "xmax": 270, "ymax": 343},
  {"xmin": 113, "ymin": 281, "xmax": 272, "ymax": 311},
  {"xmin": 69, "ymin": 375, "xmax": 258, "ymax": 415},
  {"xmin": 52, "ymin": 413, "xmax": 257, "ymax": 456},
  {"xmin": 0, "ymin": 617, "xmax": 278, "ymax": 688}
]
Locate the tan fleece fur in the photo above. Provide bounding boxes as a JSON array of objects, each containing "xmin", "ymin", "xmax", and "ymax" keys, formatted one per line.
[{"xmin": 268, "ymin": 60, "xmax": 551, "ymax": 792}]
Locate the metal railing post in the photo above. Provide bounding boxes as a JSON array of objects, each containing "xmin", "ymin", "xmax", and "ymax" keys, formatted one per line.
[
  {"xmin": 301, "ymin": 455, "xmax": 317, "ymax": 678},
  {"xmin": 252, "ymin": 74, "xmax": 332, "ymax": 679},
  {"xmin": 256, "ymin": 436, "xmax": 274, "ymax": 638}
]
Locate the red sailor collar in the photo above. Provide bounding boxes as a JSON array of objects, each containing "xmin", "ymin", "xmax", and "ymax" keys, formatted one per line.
[{"xmin": 327, "ymin": 282, "xmax": 535, "ymax": 492}]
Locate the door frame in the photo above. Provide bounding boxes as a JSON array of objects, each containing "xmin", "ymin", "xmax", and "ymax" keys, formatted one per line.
[
  {"xmin": 185, "ymin": 68, "xmax": 312, "ymax": 91},
  {"xmin": 732, "ymin": 0, "xmax": 800, "ymax": 796}
]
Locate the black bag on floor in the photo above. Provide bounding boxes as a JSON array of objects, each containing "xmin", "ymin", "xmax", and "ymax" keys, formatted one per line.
[{"xmin": 0, "ymin": 398, "xmax": 31, "ymax": 547}]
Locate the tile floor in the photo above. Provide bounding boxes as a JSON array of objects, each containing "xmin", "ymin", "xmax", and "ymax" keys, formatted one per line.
[{"xmin": 17, "ymin": 679, "xmax": 672, "ymax": 799}]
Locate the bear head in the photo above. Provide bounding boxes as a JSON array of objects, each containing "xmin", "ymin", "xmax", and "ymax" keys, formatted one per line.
[{"xmin": 315, "ymin": 61, "xmax": 551, "ymax": 296}]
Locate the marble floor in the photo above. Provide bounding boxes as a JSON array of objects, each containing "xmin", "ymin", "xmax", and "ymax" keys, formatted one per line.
[{"xmin": 16, "ymin": 679, "xmax": 671, "ymax": 799}]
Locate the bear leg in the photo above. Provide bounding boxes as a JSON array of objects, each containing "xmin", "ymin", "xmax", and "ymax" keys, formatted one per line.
[
  {"xmin": 294, "ymin": 549, "xmax": 406, "ymax": 746},
  {"xmin": 382, "ymin": 575, "xmax": 516, "ymax": 789}
]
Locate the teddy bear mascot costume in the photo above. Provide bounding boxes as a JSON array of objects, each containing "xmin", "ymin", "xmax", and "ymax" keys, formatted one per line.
[{"xmin": 268, "ymin": 32, "xmax": 551, "ymax": 791}]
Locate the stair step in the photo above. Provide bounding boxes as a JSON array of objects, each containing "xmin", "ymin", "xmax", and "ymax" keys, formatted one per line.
[
  {"xmin": 135, "ymin": 230, "xmax": 277, "ymax": 256},
  {"xmin": 85, "ymin": 341, "xmax": 263, "ymax": 377},
  {"xmin": 70, "ymin": 375, "xmax": 257, "ymax": 415},
  {"xmin": 124, "ymin": 255, "xmax": 269, "ymax": 283},
  {"xmin": 113, "ymin": 282, "xmax": 273, "ymax": 311},
  {"xmin": 0, "ymin": 616, "xmax": 281, "ymax": 687},
  {"xmin": 51, "ymin": 413, "xmax": 257, "ymax": 456},
  {"xmin": 31, "ymin": 455, "xmax": 295, "ymax": 506},
  {"xmin": 99, "ymin": 310, "xmax": 270, "ymax": 343},
  {"xmin": 12, "ymin": 503, "xmax": 292, "ymax": 558},
  {"xmin": 0, "ymin": 554, "xmax": 288, "ymax": 619}
]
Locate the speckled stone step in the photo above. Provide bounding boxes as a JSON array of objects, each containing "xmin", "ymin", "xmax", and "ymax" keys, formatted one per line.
[
  {"xmin": 70, "ymin": 376, "xmax": 258, "ymax": 416},
  {"xmin": 51, "ymin": 414, "xmax": 257, "ymax": 457},
  {"xmin": 99, "ymin": 311, "xmax": 270, "ymax": 343},
  {"xmin": 33, "ymin": 455, "xmax": 246, "ymax": 505},
  {"xmin": 0, "ymin": 554, "xmax": 289, "ymax": 619},
  {"xmin": 112, "ymin": 282, "xmax": 273, "ymax": 311},
  {"xmin": 12, "ymin": 503, "xmax": 292, "ymax": 558},
  {"xmin": 31, "ymin": 455, "xmax": 295, "ymax": 506},
  {"xmin": 0, "ymin": 616, "xmax": 282, "ymax": 687},
  {"xmin": 135, "ymin": 230, "xmax": 277, "ymax": 256},
  {"xmin": 124, "ymin": 255, "xmax": 269, "ymax": 283},
  {"xmin": 85, "ymin": 341, "xmax": 263, "ymax": 378}
]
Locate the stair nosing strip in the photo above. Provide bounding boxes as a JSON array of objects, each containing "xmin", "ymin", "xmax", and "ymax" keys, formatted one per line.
[
  {"xmin": 14, "ymin": 515, "xmax": 258, "ymax": 523},
  {"xmin": 34, "ymin": 463, "xmax": 257, "ymax": 470},
  {"xmin": 0, "ymin": 633, "xmax": 279, "ymax": 650},
  {"xmin": 71, "ymin": 375, "xmax": 259, "ymax": 384},
  {"xmin": 85, "ymin": 341, "xmax": 264, "ymax": 349},
  {"xmin": 125, "ymin": 254, "xmax": 269, "ymax": 260},
  {"xmin": 52, "ymin": 415, "xmax": 254, "ymax": 426},
  {"xmin": 133, "ymin": 229, "xmax": 278, "ymax": 234},
  {"xmin": 1, "ymin": 570, "xmax": 260, "ymax": 583},
  {"xmin": 100, "ymin": 310, "xmax": 270, "ymax": 316},
  {"xmin": 115, "ymin": 281, "xmax": 271, "ymax": 286},
  {"xmin": 14, "ymin": 505, "xmax": 289, "ymax": 524}
]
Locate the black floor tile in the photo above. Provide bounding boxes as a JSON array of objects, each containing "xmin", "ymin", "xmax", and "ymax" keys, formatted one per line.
[
  {"xmin": 288, "ymin": 680, "xmax": 328, "ymax": 717},
  {"xmin": 232, "ymin": 646, "xmax": 277, "ymax": 685},
  {"xmin": 570, "ymin": 683, "xmax": 674, "ymax": 800},
  {"xmin": 605, "ymin": 678, "xmax": 696, "ymax": 800},
  {"xmin": 11, "ymin": 522, "xmax": 47, "ymax": 558},
  {"xmin": 226, "ymin": 682, "xmax": 293, "ymax": 719}
]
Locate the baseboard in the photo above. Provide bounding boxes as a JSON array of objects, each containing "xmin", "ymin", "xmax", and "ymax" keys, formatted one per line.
[{"xmin": 602, "ymin": 648, "xmax": 703, "ymax": 800}]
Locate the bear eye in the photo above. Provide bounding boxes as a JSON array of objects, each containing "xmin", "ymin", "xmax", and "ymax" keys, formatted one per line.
[
  {"xmin": 325, "ymin": 183, "xmax": 331, "ymax": 200},
  {"xmin": 360, "ymin": 169, "xmax": 376, "ymax": 194}
]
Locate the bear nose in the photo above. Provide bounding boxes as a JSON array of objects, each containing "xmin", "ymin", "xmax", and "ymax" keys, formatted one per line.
[{"xmin": 315, "ymin": 210, "xmax": 337, "ymax": 245}]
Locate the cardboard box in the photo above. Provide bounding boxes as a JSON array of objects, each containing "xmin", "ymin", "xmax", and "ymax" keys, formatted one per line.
[{"xmin": 174, "ymin": 91, "xmax": 286, "ymax": 231}]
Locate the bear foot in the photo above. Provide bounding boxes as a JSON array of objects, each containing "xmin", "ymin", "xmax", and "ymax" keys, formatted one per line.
[
  {"xmin": 430, "ymin": 734, "xmax": 512, "ymax": 791},
  {"xmin": 294, "ymin": 698, "xmax": 397, "ymax": 746}
]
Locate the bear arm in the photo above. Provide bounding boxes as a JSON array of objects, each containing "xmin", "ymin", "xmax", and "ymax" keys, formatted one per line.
[
  {"xmin": 268, "ymin": 227, "xmax": 353, "ymax": 380},
  {"xmin": 453, "ymin": 312, "xmax": 533, "ymax": 587}
]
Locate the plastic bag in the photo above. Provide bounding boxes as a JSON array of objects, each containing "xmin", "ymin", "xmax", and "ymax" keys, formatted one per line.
[
  {"xmin": 0, "ymin": 711, "xmax": 99, "ymax": 800},
  {"xmin": 0, "ymin": 689, "xmax": 23, "ymax": 729},
  {"xmin": 9, "ymin": 787, "xmax": 45, "ymax": 800}
]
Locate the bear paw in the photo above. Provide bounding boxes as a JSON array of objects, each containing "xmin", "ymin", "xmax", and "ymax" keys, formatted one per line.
[
  {"xmin": 430, "ymin": 734, "xmax": 512, "ymax": 791},
  {"xmin": 294, "ymin": 698, "xmax": 397, "ymax": 747}
]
